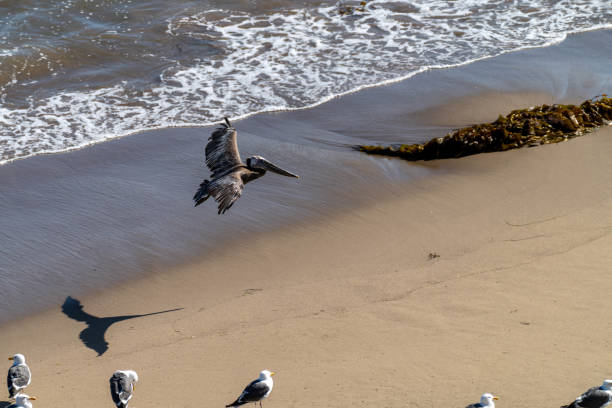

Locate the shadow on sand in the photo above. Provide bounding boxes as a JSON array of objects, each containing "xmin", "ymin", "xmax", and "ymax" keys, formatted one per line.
[
  {"xmin": 0, "ymin": 401, "xmax": 14, "ymax": 408},
  {"xmin": 61, "ymin": 296, "xmax": 182, "ymax": 356}
]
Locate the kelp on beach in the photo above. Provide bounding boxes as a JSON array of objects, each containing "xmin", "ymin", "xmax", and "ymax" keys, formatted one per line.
[{"xmin": 357, "ymin": 96, "xmax": 612, "ymax": 161}]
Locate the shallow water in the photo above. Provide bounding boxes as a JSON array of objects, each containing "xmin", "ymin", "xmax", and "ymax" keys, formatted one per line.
[{"xmin": 1, "ymin": 0, "xmax": 611, "ymax": 163}]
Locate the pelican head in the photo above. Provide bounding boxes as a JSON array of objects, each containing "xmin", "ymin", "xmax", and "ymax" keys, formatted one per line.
[
  {"xmin": 480, "ymin": 393, "xmax": 499, "ymax": 407},
  {"xmin": 602, "ymin": 380, "xmax": 612, "ymax": 390},
  {"xmin": 246, "ymin": 156, "xmax": 299, "ymax": 178},
  {"xmin": 8, "ymin": 353, "xmax": 26, "ymax": 365},
  {"xmin": 259, "ymin": 370, "xmax": 276, "ymax": 380}
]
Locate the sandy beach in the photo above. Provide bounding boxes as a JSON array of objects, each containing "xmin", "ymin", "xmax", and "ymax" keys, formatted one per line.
[
  {"xmin": 2, "ymin": 25, "xmax": 612, "ymax": 408},
  {"xmin": 2, "ymin": 119, "xmax": 612, "ymax": 408}
]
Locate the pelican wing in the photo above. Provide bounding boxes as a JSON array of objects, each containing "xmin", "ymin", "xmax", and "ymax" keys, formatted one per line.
[
  {"xmin": 208, "ymin": 172, "xmax": 245, "ymax": 214},
  {"xmin": 205, "ymin": 122, "xmax": 242, "ymax": 178}
]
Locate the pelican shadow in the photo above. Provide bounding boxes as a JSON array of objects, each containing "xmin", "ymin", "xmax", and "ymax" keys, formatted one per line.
[{"xmin": 61, "ymin": 296, "xmax": 182, "ymax": 356}]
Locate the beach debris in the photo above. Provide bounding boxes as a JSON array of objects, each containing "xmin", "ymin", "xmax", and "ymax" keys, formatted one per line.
[
  {"xmin": 7, "ymin": 354, "xmax": 31, "ymax": 398},
  {"xmin": 10, "ymin": 394, "xmax": 37, "ymax": 408},
  {"xmin": 226, "ymin": 370, "xmax": 275, "ymax": 408},
  {"xmin": 338, "ymin": 1, "xmax": 369, "ymax": 15},
  {"xmin": 428, "ymin": 252, "xmax": 440, "ymax": 260},
  {"xmin": 561, "ymin": 379, "xmax": 612, "ymax": 408},
  {"xmin": 193, "ymin": 117, "xmax": 299, "ymax": 214},
  {"xmin": 357, "ymin": 96, "xmax": 612, "ymax": 161},
  {"xmin": 466, "ymin": 393, "xmax": 499, "ymax": 408},
  {"xmin": 110, "ymin": 370, "xmax": 139, "ymax": 408}
]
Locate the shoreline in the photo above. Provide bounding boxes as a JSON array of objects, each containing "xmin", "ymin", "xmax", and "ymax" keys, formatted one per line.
[
  {"xmin": 1, "ymin": 29, "xmax": 612, "ymax": 322},
  {"xmin": 2, "ymin": 125, "xmax": 612, "ymax": 408}
]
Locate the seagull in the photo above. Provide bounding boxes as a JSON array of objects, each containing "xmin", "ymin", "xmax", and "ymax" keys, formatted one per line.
[
  {"xmin": 466, "ymin": 393, "xmax": 499, "ymax": 408},
  {"xmin": 193, "ymin": 118, "xmax": 299, "ymax": 214},
  {"xmin": 10, "ymin": 394, "xmax": 37, "ymax": 408},
  {"xmin": 7, "ymin": 354, "xmax": 31, "ymax": 398},
  {"xmin": 562, "ymin": 380, "xmax": 612, "ymax": 408},
  {"xmin": 110, "ymin": 370, "xmax": 139, "ymax": 408},
  {"xmin": 226, "ymin": 370, "xmax": 275, "ymax": 408}
]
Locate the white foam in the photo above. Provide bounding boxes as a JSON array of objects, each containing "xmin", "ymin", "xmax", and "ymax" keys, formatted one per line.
[{"xmin": 1, "ymin": 0, "xmax": 611, "ymax": 164}]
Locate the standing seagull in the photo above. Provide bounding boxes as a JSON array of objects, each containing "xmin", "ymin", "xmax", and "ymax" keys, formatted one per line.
[
  {"xmin": 466, "ymin": 393, "xmax": 499, "ymax": 408},
  {"xmin": 10, "ymin": 394, "xmax": 37, "ymax": 408},
  {"xmin": 109, "ymin": 370, "xmax": 139, "ymax": 408},
  {"xmin": 226, "ymin": 370, "xmax": 275, "ymax": 408},
  {"xmin": 7, "ymin": 354, "xmax": 31, "ymax": 398},
  {"xmin": 193, "ymin": 118, "xmax": 299, "ymax": 214},
  {"xmin": 562, "ymin": 380, "xmax": 612, "ymax": 408}
]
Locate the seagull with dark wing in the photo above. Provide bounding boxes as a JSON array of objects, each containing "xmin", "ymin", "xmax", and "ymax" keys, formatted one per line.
[
  {"xmin": 466, "ymin": 393, "xmax": 499, "ymax": 408},
  {"xmin": 193, "ymin": 118, "xmax": 299, "ymax": 214},
  {"xmin": 562, "ymin": 380, "xmax": 612, "ymax": 408},
  {"xmin": 110, "ymin": 370, "xmax": 139, "ymax": 408},
  {"xmin": 226, "ymin": 370, "xmax": 275, "ymax": 408},
  {"xmin": 7, "ymin": 354, "xmax": 31, "ymax": 398}
]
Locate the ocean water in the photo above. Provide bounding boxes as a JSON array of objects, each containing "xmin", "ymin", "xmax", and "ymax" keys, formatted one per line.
[{"xmin": 1, "ymin": 0, "xmax": 611, "ymax": 164}]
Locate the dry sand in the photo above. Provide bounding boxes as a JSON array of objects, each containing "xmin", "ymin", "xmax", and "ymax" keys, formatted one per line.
[{"xmin": 2, "ymin": 123, "xmax": 612, "ymax": 408}]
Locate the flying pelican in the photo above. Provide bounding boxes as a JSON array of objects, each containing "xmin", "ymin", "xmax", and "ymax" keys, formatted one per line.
[
  {"xmin": 193, "ymin": 118, "xmax": 299, "ymax": 214},
  {"xmin": 226, "ymin": 370, "xmax": 275, "ymax": 408},
  {"xmin": 110, "ymin": 370, "xmax": 139, "ymax": 408},
  {"xmin": 7, "ymin": 354, "xmax": 31, "ymax": 398},
  {"xmin": 466, "ymin": 393, "xmax": 499, "ymax": 408},
  {"xmin": 562, "ymin": 380, "xmax": 612, "ymax": 408}
]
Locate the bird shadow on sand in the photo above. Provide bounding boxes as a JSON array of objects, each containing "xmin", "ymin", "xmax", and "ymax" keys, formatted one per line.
[
  {"xmin": 0, "ymin": 401, "xmax": 14, "ymax": 408},
  {"xmin": 61, "ymin": 296, "xmax": 183, "ymax": 356}
]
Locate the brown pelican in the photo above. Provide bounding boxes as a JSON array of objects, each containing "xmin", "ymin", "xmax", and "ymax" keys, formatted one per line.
[{"xmin": 193, "ymin": 118, "xmax": 299, "ymax": 214}]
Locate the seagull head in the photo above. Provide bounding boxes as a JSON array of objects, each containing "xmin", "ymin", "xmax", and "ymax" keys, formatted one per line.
[
  {"xmin": 259, "ymin": 370, "xmax": 275, "ymax": 380},
  {"xmin": 15, "ymin": 394, "xmax": 36, "ymax": 407},
  {"xmin": 480, "ymin": 393, "xmax": 499, "ymax": 407},
  {"xmin": 8, "ymin": 353, "xmax": 26, "ymax": 365},
  {"xmin": 126, "ymin": 370, "xmax": 139, "ymax": 383},
  {"xmin": 602, "ymin": 380, "xmax": 612, "ymax": 390}
]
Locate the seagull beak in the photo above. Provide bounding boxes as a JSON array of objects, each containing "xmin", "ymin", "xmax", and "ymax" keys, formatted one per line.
[
  {"xmin": 8, "ymin": 357, "xmax": 13, "ymax": 360},
  {"xmin": 133, "ymin": 384, "xmax": 136, "ymax": 391},
  {"xmin": 270, "ymin": 372, "xmax": 276, "ymax": 376},
  {"xmin": 493, "ymin": 397, "xmax": 499, "ymax": 400},
  {"xmin": 29, "ymin": 397, "xmax": 37, "ymax": 401}
]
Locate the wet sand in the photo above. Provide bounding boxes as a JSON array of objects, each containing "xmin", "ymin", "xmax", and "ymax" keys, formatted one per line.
[{"xmin": 1, "ymin": 29, "xmax": 612, "ymax": 408}]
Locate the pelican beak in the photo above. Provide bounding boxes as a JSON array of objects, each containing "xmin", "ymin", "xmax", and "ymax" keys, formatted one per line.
[
  {"xmin": 29, "ymin": 397, "xmax": 37, "ymax": 401},
  {"xmin": 265, "ymin": 162, "xmax": 299, "ymax": 178},
  {"xmin": 493, "ymin": 397, "xmax": 499, "ymax": 400},
  {"xmin": 270, "ymin": 372, "xmax": 276, "ymax": 376},
  {"xmin": 8, "ymin": 357, "xmax": 13, "ymax": 360}
]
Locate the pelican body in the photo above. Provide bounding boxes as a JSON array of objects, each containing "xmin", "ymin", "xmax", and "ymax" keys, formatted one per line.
[{"xmin": 193, "ymin": 118, "xmax": 299, "ymax": 214}]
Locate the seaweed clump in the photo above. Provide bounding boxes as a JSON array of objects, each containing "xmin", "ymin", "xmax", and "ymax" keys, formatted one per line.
[{"xmin": 357, "ymin": 96, "xmax": 612, "ymax": 161}]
